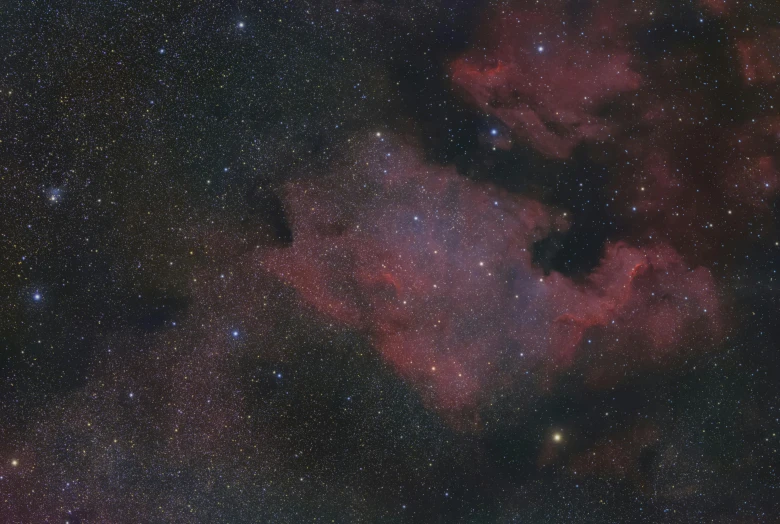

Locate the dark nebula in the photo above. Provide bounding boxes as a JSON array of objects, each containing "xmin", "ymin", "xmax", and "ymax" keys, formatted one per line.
[{"xmin": 2, "ymin": 0, "xmax": 779, "ymax": 522}]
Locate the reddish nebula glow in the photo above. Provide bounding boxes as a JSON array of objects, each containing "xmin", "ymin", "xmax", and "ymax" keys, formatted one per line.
[
  {"xmin": 450, "ymin": 2, "xmax": 642, "ymax": 158},
  {"xmin": 720, "ymin": 119, "xmax": 780, "ymax": 210},
  {"xmin": 737, "ymin": 33, "xmax": 780, "ymax": 85},
  {"xmin": 260, "ymin": 141, "xmax": 721, "ymax": 422},
  {"xmin": 451, "ymin": 0, "xmax": 780, "ymax": 262},
  {"xmin": 699, "ymin": 0, "xmax": 730, "ymax": 16}
]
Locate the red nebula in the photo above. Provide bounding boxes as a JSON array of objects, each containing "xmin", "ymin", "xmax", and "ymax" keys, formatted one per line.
[
  {"xmin": 737, "ymin": 34, "xmax": 780, "ymax": 85},
  {"xmin": 450, "ymin": 1, "xmax": 642, "ymax": 158},
  {"xmin": 451, "ymin": 0, "xmax": 780, "ymax": 262},
  {"xmin": 259, "ymin": 141, "xmax": 722, "ymax": 423},
  {"xmin": 719, "ymin": 120, "xmax": 780, "ymax": 211},
  {"xmin": 699, "ymin": 0, "xmax": 731, "ymax": 16}
]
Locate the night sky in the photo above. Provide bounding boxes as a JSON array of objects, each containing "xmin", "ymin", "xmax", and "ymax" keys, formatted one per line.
[{"xmin": 2, "ymin": 0, "xmax": 780, "ymax": 522}]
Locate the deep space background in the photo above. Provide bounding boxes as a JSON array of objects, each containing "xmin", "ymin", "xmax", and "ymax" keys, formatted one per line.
[{"xmin": 2, "ymin": 0, "xmax": 780, "ymax": 522}]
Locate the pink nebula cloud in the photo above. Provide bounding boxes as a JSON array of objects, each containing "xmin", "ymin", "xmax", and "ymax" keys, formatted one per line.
[
  {"xmin": 450, "ymin": 1, "xmax": 642, "ymax": 158},
  {"xmin": 259, "ymin": 141, "xmax": 721, "ymax": 424}
]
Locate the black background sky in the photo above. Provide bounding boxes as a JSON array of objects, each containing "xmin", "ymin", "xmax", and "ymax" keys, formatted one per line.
[{"xmin": 2, "ymin": 0, "xmax": 780, "ymax": 522}]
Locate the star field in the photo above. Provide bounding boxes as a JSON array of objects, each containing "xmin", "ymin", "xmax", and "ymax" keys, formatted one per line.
[{"xmin": 2, "ymin": 0, "xmax": 780, "ymax": 522}]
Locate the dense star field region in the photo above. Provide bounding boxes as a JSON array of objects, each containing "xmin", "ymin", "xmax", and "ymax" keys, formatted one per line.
[{"xmin": 2, "ymin": 0, "xmax": 780, "ymax": 522}]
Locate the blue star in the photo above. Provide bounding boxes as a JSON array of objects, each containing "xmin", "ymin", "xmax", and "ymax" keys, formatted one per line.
[{"xmin": 33, "ymin": 293, "xmax": 41, "ymax": 301}]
